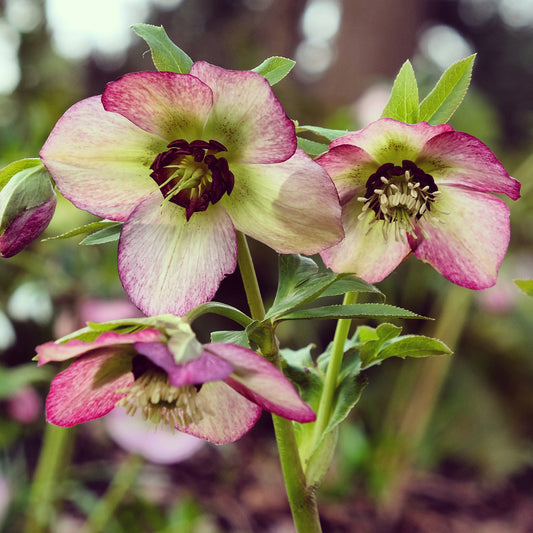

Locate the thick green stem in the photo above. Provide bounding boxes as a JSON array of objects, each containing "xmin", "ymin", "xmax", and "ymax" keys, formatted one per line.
[
  {"xmin": 312, "ymin": 291, "xmax": 358, "ymax": 442},
  {"xmin": 80, "ymin": 454, "xmax": 144, "ymax": 533},
  {"xmin": 236, "ymin": 231, "xmax": 322, "ymax": 533},
  {"xmin": 24, "ymin": 424, "xmax": 74, "ymax": 533}
]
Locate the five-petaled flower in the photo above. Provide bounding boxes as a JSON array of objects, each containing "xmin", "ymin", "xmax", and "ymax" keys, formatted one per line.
[
  {"xmin": 316, "ymin": 118, "xmax": 521, "ymax": 289},
  {"xmin": 37, "ymin": 321, "xmax": 315, "ymax": 444},
  {"xmin": 40, "ymin": 63, "xmax": 343, "ymax": 316}
]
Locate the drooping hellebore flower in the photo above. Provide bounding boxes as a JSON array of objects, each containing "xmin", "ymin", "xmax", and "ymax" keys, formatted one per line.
[
  {"xmin": 40, "ymin": 63, "xmax": 343, "ymax": 315},
  {"xmin": 37, "ymin": 320, "xmax": 315, "ymax": 444},
  {"xmin": 316, "ymin": 118, "xmax": 521, "ymax": 289}
]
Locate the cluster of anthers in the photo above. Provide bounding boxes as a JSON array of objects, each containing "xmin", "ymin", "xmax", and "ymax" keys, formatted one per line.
[
  {"xmin": 115, "ymin": 356, "xmax": 205, "ymax": 428},
  {"xmin": 358, "ymin": 160, "xmax": 441, "ymax": 241},
  {"xmin": 150, "ymin": 139, "xmax": 235, "ymax": 220}
]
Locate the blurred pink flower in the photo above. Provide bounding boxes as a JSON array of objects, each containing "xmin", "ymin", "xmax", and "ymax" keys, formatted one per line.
[
  {"xmin": 37, "ymin": 324, "xmax": 315, "ymax": 444},
  {"xmin": 317, "ymin": 118, "xmax": 521, "ymax": 289},
  {"xmin": 6, "ymin": 385, "xmax": 42, "ymax": 424},
  {"xmin": 40, "ymin": 63, "xmax": 342, "ymax": 316}
]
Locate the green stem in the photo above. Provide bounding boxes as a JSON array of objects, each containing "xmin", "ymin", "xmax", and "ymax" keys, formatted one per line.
[
  {"xmin": 183, "ymin": 301, "xmax": 253, "ymax": 328},
  {"xmin": 312, "ymin": 291, "xmax": 357, "ymax": 442},
  {"xmin": 236, "ymin": 231, "xmax": 322, "ymax": 533},
  {"xmin": 24, "ymin": 424, "xmax": 74, "ymax": 533},
  {"xmin": 80, "ymin": 454, "xmax": 144, "ymax": 533}
]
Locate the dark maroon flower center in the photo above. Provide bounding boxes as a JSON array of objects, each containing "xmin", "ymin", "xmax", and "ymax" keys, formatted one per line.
[
  {"xmin": 358, "ymin": 160, "xmax": 440, "ymax": 238},
  {"xmin": 150, "ymin": 139, "xmax": 234, "ymax": 221}
]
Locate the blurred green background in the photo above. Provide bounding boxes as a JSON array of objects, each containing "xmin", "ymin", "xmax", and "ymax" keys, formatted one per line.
[{"xmin": 1, "ymin": 0, "xmax": 533, "ymax": 531}]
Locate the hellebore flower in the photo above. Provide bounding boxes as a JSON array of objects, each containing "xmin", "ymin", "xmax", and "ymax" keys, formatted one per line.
[
  {"xmin": 40, "ymin": 63, "xmax": 342, "ymax": 315},
  {"xmin": 37, "ymin": 320, "xmax": 315, "ymax": 444},
  {"xmin": 0, "ymin": 160, "xmax": 56, "ymax": 258},
  {"xmin": 316, "ymin": 118, "xmax": 521, "ymax": 289}
]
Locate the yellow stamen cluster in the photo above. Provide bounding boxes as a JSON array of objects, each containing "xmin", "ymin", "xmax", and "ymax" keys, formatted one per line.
[{"xmin": 115, "ymin": 369, "xmax": 204, "ymax": 428}]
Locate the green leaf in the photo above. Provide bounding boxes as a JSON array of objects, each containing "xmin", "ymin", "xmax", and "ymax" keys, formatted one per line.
[
  {"xmin": 320, "ymin": 276, "xmax": 382, "ymax": 299},
  {"xmin": 210, "ymin": 329, "xmax": 250, "ymax": 348},
  {"xmin": 280, "ymin": 303, "xmax": 426, "ymax": 321},
  {"xmin": 419, "ymin": 54, "xmax": 476, "ymax": 124},
  {"xmin": 381, "ymin": 60, "xmax": 419, "ymax": 123},
  {"xmin": 297, "ymin": 136, "xmax": 329, "ymax": 157},
  {"xmin": 295, "ymin": 124, "xmax": 349, "ymax": 142},
  {"xmin": 362, "ymin": 334, "xmax": 451, "ymax": 369},
  {"xmin": 515, "ymin": 279, "xmax": 533, "ymax": 296},
  {"xmin": 252, "ymin": 56, "xmax": 295, "ymax": 85},
  {"xmin": 43, "ymin": 220, "xmax": 122, "ymax": 243},
  {"xmin": 79, "ymin": 222, "xmax": 123, "ymax": 245},
  {"xmin": 132, "ymin": 23, "xmax": 193, "ymax": 73},
  {"xmin": 0, "ymin": 158, "xmax": 41, "ymax": 193}
]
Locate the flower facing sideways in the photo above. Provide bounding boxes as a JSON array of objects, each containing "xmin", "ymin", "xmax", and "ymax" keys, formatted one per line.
[
  {"xmin": 316, "ymin": 118, "xmax": 521, "ymax": 289},
  {"xmin": 40, "ymin": 63, "xmax": 343, "ymax": 316},
  {"xmin": 36, "ymin": 319, "xmax": 315, "ymax": 444}
]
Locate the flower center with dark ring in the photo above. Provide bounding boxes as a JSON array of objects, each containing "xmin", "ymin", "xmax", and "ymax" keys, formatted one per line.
[{"xmin": 150, "ymin": 139, "xmax": 234, "ymax": 221}]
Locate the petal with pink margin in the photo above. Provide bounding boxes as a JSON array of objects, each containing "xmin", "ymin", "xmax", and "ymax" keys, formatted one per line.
[
  {"xmin": 329, "ymin": 118, "xmax": 453, "ymax": 163},
  {"xmin": 178, "ymin": 380, "xmax": 262, "ymax": 444},
  {"xmin": 190, "ymin": 62, "xmax": 296, "ymax": 164},
  {"xmin": 206, "ymin": 343, "xmax": 315, "ymax": 423},
  {"xmin": 320, "ymin": 196, "xmax": 411, "ymax": 283},
  {"xmin": 133, "ymin": 342, "xmax": 234, "ymax": 387},
  {"xmin": 413, "ymin": 186, "xmax": 512, "ymax": 289},
  {"xmin": 40, "ymin": 96, "xmax": 165, "ymax": 220},
  {"xmin": 315, "ymin": 143, "xmax": 379, "ymax": 204},
  {"xmin": 223, "ymin": 149, "xmax": 343, "ymax": 254},
  {"xmin": 118, "ymin": 193, "xmax": 237, "ymax": 316},
  {"xmin": 102, "ymin": 71, "xmax": 213, "ymax": 141},
  {"xmin": 46, "ymin": 348, "xmax": 134, "ymax": 427},
  {"xmin": 417, "ymin": 131, "xmax": 521, "ymax": 200},
  {"xmin": 37, "ymin": 329, "xmax": 164, "ymax": 365}
]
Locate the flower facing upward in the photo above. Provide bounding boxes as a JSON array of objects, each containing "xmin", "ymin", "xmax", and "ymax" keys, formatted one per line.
[
  {"xmin": 40, "ymin": 63, "xmax": 343, "ymax": 316},
  {"xmin": 37, "ymin": 320, "xmax": 315, "ymax": 444},
  {"xmin": 316, "ymin": 118, "xmax": 521, "ymax": 289}
]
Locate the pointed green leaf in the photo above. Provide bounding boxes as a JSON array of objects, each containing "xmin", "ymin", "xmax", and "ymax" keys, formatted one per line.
[
  {"xmin": 0, "ymin": 158, "xmax": 41, "ymax": 192},
  {"xmin": 280, "ymin": 303, "xmax": 426, "ymax": 321},
  {"xmin": 381, "ymin": 60, "xmax": 419, "ymax": 123},
  {"xmin": 132, "ymin": 23, "xmax": 193, "ymax": 73},
  {"xmin": 79, "ymin": 222, "xmax": 123, "ymax": 245},
  {"xmin": 43, "ymin": 220, "xmax": 122, "ymax": 242},
  {"xmin": 320, "ymin": 275, "xmax": 382, "ymax": 299},
  {"xmin": 419, "ymin": 54, "xmax": 476, "ymax": 124},
  {"xmin": 297, "ymin": 136, "xmax": 329, "ymax": 157},
  {"xmin": 515, "ymin": 279, "xmax": 533, "ymax": 296},
  {"xmin": 210, "ymin": 329, "xmax": 251, "ymax": 348},
  {"xmin": 295, "ymin": 124, "xmax": 350, "ymax": 142},
  {"xmin": 252, "ymin": 56, "xmax": 295, "ymax": 85}
]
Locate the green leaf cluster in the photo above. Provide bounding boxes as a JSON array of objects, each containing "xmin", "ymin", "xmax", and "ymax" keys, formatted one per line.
[{"xmin": 381, "ymin": 55, "xmax": 476, "ymax": 124}]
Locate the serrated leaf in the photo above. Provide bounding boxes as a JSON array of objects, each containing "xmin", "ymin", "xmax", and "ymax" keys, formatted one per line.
[
  {"xmin": 419, "ymin": 54, "xmax": 475, "ymax": 124},
  {"xmin": 79, "ymin": 222, "xmax": 123, "ymax": 245},
  {"xmin": 320, "ymin": 276, "xmax": 382, "ymax": 299},
  {"xmin": 280, "ymin": 303, "xmax": 426, "ymax": 321},
  {"xmin": 132, "ymin": 23, "xmax": 193, "ymax": 73},
  {"xmin": 515, "ymin": 279, "xmax": 533, "ymax": 296},
  {"xmin": 297, "ymin": 136, "xmax": 329, "ymax": 157},
  {"xmin": 43, "ymin": 220, "xmax": 122, "ymax": 242},
  {"xmin": 381, "ymin": 60, "xmax": 419, "ymax": 123},
  {"xmin": 252, "ymin": 56, "xmax": 295, "ymax": 85},
  {"xmin": 295, "ymin": 124, "xmax": 350, "ymax": 142}
]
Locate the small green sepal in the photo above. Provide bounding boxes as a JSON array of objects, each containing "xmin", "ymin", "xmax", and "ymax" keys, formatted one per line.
[{"xmin": 252, "ymin": 56, "xmax": 295, "ymax": 85}]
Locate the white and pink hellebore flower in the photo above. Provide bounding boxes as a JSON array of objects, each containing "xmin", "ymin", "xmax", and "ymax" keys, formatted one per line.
[
  {"xmin": 40, "ymin": 63, "xmax": 343, "ymax": 315},
  {"xmin": 316, "ymin": 118, "xmax": 521, "ymax": 289},
  {"xmin": 37, "ymin": 322, "xmax": 315, "ymax": 444}
]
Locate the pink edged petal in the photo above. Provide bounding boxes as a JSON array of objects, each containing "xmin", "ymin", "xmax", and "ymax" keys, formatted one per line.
[
  {"xmin": 418, "ymin": 131, "xmax": 521, "ymax": 200},
  {"xmin": 321, "ymin": 196, "xmax": 411, "ymax": 282},
  {"xmin": 178, "ymin": 381, "xmax": 262, "ymax": 444},
  {"xmin": 206, "ymin": 343, "xmax": 315, "ymax": 423},
  {"xmin": 46, "ymin": 348, "xmax": 133, "ymax": 427},
  {"xmin": 223, "ymin": 149, "xmax": 343, "ymax": 254},
  {"xmin": 330, "ymin": 119, "xmax": 453, "ymax": 162},
  {"xmin": 316, "ymin": 144, "xmax": 379, "ymax": 203},
  {"xmin": 37, "ymin": 328, "xmax": 163, "ymax": 365},
  {"xmin": 102, "ymin": 71, "xmax": 213, "ymax": 141},
  {"xmin": 40, "ymin": 96, "xmax": 164, "ymax": 220},
  {"xmin": 190, "ymin": 61, "xmax": 296, "ymax": 164},
  {"xmin": 118, "ymin": 193, "xmax": 237, "ymax": 316},
  {"xmin": 0, "ymin": 195, "xmax": 56, "ymax": 258},
  {"xmin": 413, "ymin": 188, "xmax": 512, "ymax": 289},
  {"xmin": 133, "ymin": 342, "xmax": 234, "ymax": 387}
]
